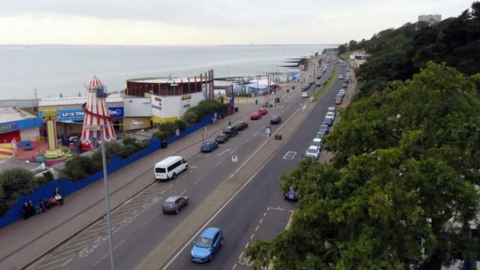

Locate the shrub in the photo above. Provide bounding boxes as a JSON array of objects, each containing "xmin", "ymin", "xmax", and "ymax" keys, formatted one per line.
[
  {"xmin": 175, "ymin": 119, "xmax": 188, "ymax": 131},
  {"xmin": 153, "ymin": 131, "xmax": 169, "ymax": 140},
  {"xmin": 36, "ymin": 171, "xmax": 55, "ymax": 186},
  {"xmin": 185, "ymin": 99, "xmax": 229, "ymax": 123},
  {"xmin": 159, "ymin": 122, "xmax": 176, "ymax": 137},
  {"xmin": 183, "ymin": 112, "xmax": 198, "ymax": 125},
  {"xmin": 0, "ymin": 168, "xmax": 38, "ymax": 217},
  {"xmin": 63, "ymin": 156, "xmax": 100, "ymax": 182}
]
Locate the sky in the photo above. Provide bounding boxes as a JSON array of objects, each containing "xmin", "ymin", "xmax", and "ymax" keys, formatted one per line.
[{"xmin": 0, "ymin": 0, "xmax": 474, "ymax": 46}]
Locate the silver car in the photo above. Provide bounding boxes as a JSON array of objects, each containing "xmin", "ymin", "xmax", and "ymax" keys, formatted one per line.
[{"xmin": 162, "ymin": 195, "xmax": 189, "ymax": 214}]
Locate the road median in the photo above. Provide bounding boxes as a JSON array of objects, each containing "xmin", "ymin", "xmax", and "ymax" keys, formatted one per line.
[{"xmin": 315, "ymin": 64, "xmax": 338, "ymax": 101}]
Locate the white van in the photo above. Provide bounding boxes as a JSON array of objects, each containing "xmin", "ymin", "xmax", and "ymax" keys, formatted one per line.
[{"xmin": 154, "ymin": 156, "xmax": 188, "ymax": 181}]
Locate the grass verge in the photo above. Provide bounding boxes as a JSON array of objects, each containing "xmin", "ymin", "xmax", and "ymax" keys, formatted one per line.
[{"xmin": 315, "ymin": 64, "xmax": 338, "ymax": 101}]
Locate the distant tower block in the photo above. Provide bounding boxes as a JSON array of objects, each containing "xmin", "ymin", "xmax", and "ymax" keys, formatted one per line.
[{"xmin": 80, "ymin": 76, "xmax": 116, "ymax": 149}]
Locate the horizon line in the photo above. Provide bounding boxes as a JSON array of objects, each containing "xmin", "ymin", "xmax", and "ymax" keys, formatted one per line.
[{"xmin": 0, "ymin": 44, "xmax": 340, "ymax": 47}]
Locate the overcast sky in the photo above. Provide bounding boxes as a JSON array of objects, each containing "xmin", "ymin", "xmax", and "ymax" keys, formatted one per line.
[{"xmin": 0, "ymin": 0, "xmax": 473, "ymax": 45}]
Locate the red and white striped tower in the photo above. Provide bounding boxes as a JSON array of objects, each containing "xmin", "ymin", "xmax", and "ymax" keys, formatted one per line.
[{"xmin": 80, "ymin": 76, "xmax": 116, "ymax": 149}]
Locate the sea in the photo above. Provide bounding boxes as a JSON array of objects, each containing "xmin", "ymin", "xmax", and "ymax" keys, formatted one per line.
[{"xmin": 0, "ymin": 45, "xmax": 332, "ymax": 100}]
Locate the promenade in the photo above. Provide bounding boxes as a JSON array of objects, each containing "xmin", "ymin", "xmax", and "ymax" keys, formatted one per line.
[{"xmin": 0, "ymin": 80, "xmax": 298, "ymax": 270}]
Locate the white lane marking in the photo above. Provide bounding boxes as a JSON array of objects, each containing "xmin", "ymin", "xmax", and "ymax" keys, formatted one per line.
[
  {"xmin": 161, "ymin": 108, "xmax": 301, "ymax": 270},
  {"xmin": 231, "ymin": 147, "xmax": 238, "ymax": 154},
  {"xmin": 242, "ymin": 139, "xmax": 249, "ymax": 145},
  {"xmin": 139, "ymin": 210, "xmax": 162, "ymax": 229},
  {"xmin": 180, "ymin": 189, "xmax": 187, "ymax": 196},
  {"xmin": 214, "ymin": 160, "xmax": 223, "ymax": 168},
  {"xmin": 283, "ymin": 151, "xmax": 297, "ymax": 160},
  {"xmin": 260, "ymin": 125, "xmax": 265, "ymax": 130},
  {"xmin": 114, "ymin": 240, "xmax": 125, "ymax": 250},
  {"xmin": 168, "ymin": 184, "xmax": 173, "ymax": 189},
  {"xmin": 253, "ymin": 131, "xmax": 259, "ymax": 136},
  {"xmin": 218, "ymin": 149, "xmax": 231, "ymax": 156},
  {"xmin": 286, "ymin": 104, "xmax": 292, "ymax": 110},
  {"xmin": 123, "ymin": 199, "xmax": 132, "ymax": 205},
  {"xmin": 194, "ymin": 173, "xmax": 208, "ymax": 184},
  {"xmin": 160, "ymin": 190, "xmax": 165, "ymax": 194}
]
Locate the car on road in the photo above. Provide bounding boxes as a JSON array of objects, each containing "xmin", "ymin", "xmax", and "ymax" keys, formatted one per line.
[
  {"xmin": 162, "ymin": 195, "xmax": 189, "ymax": 214},
  {"xmin": 201, "ymin": 141, "xmax": 219, "ymax": 152},
  {"xmin": 270, "ymin": 115, "xmax": 281, "ymax": 125},
  {"xmin": 319, "ymin": 124, "xmax": 330, "ymax": 134},
  {"xmin": 305, "ymin": 145, "xmax": 320, "ymax": 159},
  {"xmin": 215, "ymin": 134, "xmax": 229, "ymax": 143},
  {"xmin": 154, "ymin": 156, "xmax": 188, "ymax": 181},
  {"xmin": 191, "ymin": 227, "xmax": 224, "ymax": 263},
  {"xmin": 339, "ymin": 89, "xmax": 346, "ymax": 97},
  {"xmin": 335, "ymin": 97, "xmax": 343, "ymax": 105},
  {"xmin": 309, "ymin": 81, "xmax": 314, "ymax": 86},
  {"xmin": 301, "ymin": 92, "xmax": 309, "ymax": 98},
  {"xmin": 223, "ymin": 125, "xmax": 238, "ymax": 137},
  {"xmin": 342, "ymin": 83, "xmax": 348, "ymax": 88},
  {"xmin": 324, "ymin": 117, "xmax": 334, "ymax": 126},
  {"xmin": 251, "ymin": 113, "xmax": 262, "ymax": 120},
  {"xmin": 235, "ymin": 121, "xmax": 248, "ymax": 131},
  {"xmin": 311, "ymin": 138, "xmax": 322, "ymax": 148},
  {"xmin": 326, "ymin": 111, "xmax": 335, "ymax": 120},
  {"xmin": 315, "ymin": 132, "xmax": 325, "ymax": 139},
  {"xmin": 258, "ymin": 109, "xmax": 268, "ymax": 115},
  {"xmin": 315, "ymin": 83, "xmax": 321, "ymax": 87},
  {"xmin": 339, "ymin": 74, "xmax": 344, "ymax": 80},
  {"xmin": 285, "ymin": 187, "xmax": 298, "ymax": 201},
  {"xmin": 301, "ymin": 86, "xmax": 308, "ymax": 91},
  {"xmin": 316, "ymin": 75, "xmax": 322, "ymax": 80},
  {"xmin": 327, "ymin": 106, "xmax": 336, "ymax": 113}
]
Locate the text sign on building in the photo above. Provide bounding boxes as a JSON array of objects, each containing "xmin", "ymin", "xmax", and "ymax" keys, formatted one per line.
[
  {"xmin": 39, "ymin": 107, "xmax": 124, "ymax": 122},
  {"xmin": 153, "ymin": 96, "xmax": 162, "ymax": 111}
]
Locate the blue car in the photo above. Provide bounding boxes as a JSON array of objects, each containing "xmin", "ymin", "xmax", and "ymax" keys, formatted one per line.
[
  {"xmin": 319, "ymin": 124, "xmax": 330, "ymax": 134},
  {"xmin": 201, "ymin": 141, "xmax": 219, "ymax": 152},
  {"xmin": 191, "ymin": 227, "xmax": 224, "ymax": 262},
  {"xmin": 285, "ymin": 187, "xmax": 298, "ymax": 201},
  {"xmin": 323, "ymin": 118, "xmax": 334, "ymax": 126}
]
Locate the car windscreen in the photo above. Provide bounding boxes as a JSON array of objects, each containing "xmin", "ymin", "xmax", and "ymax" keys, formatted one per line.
[
  {"xmin": 163, "ymin": 202, "xmax": 175, "ymax": 208},
  {"xmin": 307, "ymin": 149, "xmax": 317, "ymax": 154},
  {"xmin": 155, "ymin": 167, "xmax": 166, "ymax": 173},
  {"xmin": 195, "ymin": 237, "xmax": 213, "ymax": 248},
  {"xmin": 312, "ymin": 141, "xmax": 321, "ymax": 146},
  {"xmin": 223, "ymin": 127, "xmax": 231, "ymax": 133}
]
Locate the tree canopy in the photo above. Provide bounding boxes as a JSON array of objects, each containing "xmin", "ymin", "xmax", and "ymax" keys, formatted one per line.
[{"xmin": 248, "ymin": 2, "xmax": 480, "ymax": 269}]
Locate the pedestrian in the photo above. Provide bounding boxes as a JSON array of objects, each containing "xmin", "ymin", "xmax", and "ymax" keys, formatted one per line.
[
  {"xmin": 28, "ymin": 200, "xmax": 35, "ymax": 217},
  {"xmin": 22, "ymin": 202, "xmax": 30, "ymax": 220},
  {"xmin": 228, "ymin": 119, "xmax": 231, "ymax": 126},
  {"xmin": 255, "ymin": 99, "xmax": 258, "ymax": 105}
]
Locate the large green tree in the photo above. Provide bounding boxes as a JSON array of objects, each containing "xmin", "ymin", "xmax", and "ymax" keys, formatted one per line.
[{"xmin": 247, "ymin": 62, "xmax": 480, "ymax": 270}]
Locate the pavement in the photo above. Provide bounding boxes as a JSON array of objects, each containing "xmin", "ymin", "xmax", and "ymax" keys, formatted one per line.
[
  {"xmin": 161, "ymin": 56, "xmax": 353, "ymax": 270},
  {"xmin": 0, "ymin": 86, "xmax": 294, "ymax": 270},
  {"xmin": 0, "ymin": 57, "xmax": 322, "ymax": 270}
]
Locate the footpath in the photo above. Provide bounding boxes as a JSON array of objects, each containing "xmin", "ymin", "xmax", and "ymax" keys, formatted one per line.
[{"xmin": 0, "ymin": 88, "xmax": 295, "ymax": 270}]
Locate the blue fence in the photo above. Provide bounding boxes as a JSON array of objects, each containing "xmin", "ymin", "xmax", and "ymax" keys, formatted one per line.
[{"xmin": 0, "ymin": 114, "xmax": 213, "ymax": 229}]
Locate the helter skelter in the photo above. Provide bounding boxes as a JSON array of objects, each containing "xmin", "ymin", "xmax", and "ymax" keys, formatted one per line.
[{"xmin": 79, "ymin": 76, "xmax": 117, "ymax": 150}]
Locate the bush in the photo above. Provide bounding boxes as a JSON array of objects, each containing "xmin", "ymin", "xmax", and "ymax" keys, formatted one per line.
[
  {"xmin": 183, "ymin": 112, "xmax": 198, "ymax": 125},
  {"xmin": 63, "ymin": 156, "xmax": 99, "ymax": 182},
  {"xmin": 185, "ymin": 99, "xmax": 229, "ymax": 123},
  {"xmin": 153, "ymin": 131, "xmax": 169, "ymax": 140},
  {"xmin": 159, "ymin": 122, "xmax": 176, "ymax": 137},
  {"xmin": 36, "ymin": 171, "xmax": 55, "ymax": 186},
  {"xmin": 0, "ymin": 168, "xmax": 38, "ymax": 217},
  {"xmin": 175, "ymin": 119, "xmax": 188, "ymax": 131}
]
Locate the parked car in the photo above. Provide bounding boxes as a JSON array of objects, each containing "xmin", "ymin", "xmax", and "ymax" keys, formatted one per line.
[
  {"xmin": 342, "ymin": 83, "xmax": 348, "ymax": 88},
  {"xmin": 315, "ymin": 132, "xmax": 325, "ymax": 139},
  {"xmin": 235, "ymin": 121, "xmax": 248, "ymax": 131},
  {"xmin": 215, "ymin": 134, "xmax": 229, "ymax": 143},
  {"xmin": 305, "ymin": 145, "xmax": 320, "ymax": 159},
  {"xmin": 285, "ymin": 187, "xmax": 298, "ymax": 201},
  {"xmin": 319, "ymin": 124, "xmax": 330, "ymax": 134},
  {"xmin": 327, "ymin": 106, "xmax": 336, "ymax": 114},
  {"xmin": 335, "ymin": 97, "xmax": 343, "ymax": 105},
  {"xmin": 162, "ymin": 195, "xmax": 189, "ymax": 214},
  {"xmin": 339, "ymin": 74, "xmax": 344, "ymax": 80},
  {"xmin": 316, "ymin": 75, "xmax": 322, "ymax": 80},
  {"xmin": 301, "ymin": 92, "xmax": 309, "ymax": 98},
  {"xmin": 270, "ymin": 115, "xmax": 282, "ymax": 125},
  {"xmin": 324, "ymin": 117, "xmax": 334, "ymax": 126},
  {"xmin": 311, "ymin": 138, "xmax": 322, "ymax": 148},
  {"xmin": 258, "ymin": 109, "xmax": 268, "ymax": 115},
  {"xmin": 191, "ymin": 227, "xmax": 224, "ymax": 263},
  {"xmin": 201, "ymin": 141, "xmax": 219, "ymax": 152},
  {"xmin": 315, "ymin": 83, "xmax": 321, "ymax": 87},
  {"xmin": 223, "ymin": 125, "xmax": 238, "ymax": 137},
  {"xmin": 251, "ymin": 113, "xmax": 262, "ymax": 120},
  {"xmin": 326, "ymin": 112, "xmax": 335, "ymax": 121}
]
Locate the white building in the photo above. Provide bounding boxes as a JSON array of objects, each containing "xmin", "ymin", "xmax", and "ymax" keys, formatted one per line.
[{"xmin": 149, "ymin": 92, "xmax": 204, "ymax": 123}]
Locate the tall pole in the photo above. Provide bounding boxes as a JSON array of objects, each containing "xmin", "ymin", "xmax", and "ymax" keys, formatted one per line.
[
  {"xmin": 313, "ymin": 58, "xmax": 316, "ymax": 94},
  {"xmin": 101, "ymin": 126, "xmax": 115, "ymax": 270}
]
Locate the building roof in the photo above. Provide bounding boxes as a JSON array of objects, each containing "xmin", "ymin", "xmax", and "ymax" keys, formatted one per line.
[
  {"xmin": 89, "ymin": 77, "xmax": 104, "ymax": 87},
  {"xmin": 128, "ymin": 76, "xmax": 210, "ymax": 84},
  {"xmin": 38, "ymin": 95, "xmax": 124, "ymax": 107},
  {"xmin": 0, "ymin": 107, "xmax": 37, "ymax": 123}
]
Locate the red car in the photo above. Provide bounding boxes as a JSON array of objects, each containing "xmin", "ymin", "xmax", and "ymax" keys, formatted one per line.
[
  {"xmin": 335, "ymin": 98, "xmax": 342, "ymax": 105},
  {"xmin": 251, "ymin": 113, "xmax": 261, "ymax": 120},
  {"xmin": 258, "ymin": 109, "xmax": 268, "ymax": 115}
]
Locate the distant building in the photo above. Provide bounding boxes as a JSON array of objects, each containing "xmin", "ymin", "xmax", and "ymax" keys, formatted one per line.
[{"xmin": 418, "ymin": 14, "xmax": 442, "ymax": 26}]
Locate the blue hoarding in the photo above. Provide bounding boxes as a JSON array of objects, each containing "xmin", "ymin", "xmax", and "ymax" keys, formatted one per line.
[{"xmin": 39, "ymin": 107, "xmax": 124, "ymax": 122}]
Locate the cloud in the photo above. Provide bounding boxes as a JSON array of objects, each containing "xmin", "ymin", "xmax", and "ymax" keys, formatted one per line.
[{"xmin": 0, "ymin": 0, "xmax": 473, "ymax": 45}]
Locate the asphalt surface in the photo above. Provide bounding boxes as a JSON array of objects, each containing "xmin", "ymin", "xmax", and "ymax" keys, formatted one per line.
[
  {"xmin": 164, "ymin": 58, "xmax": 346, "ymax": 270},
  {"xmin": 25, "ymin": 61, "xmax": 327, "ymax": 270}
]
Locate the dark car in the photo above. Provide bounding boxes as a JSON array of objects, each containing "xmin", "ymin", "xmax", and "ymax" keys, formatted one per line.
[
  {"xmin": 301, "ymin": 86, "xmax": 309, "ymax": 92},
  {"xmin": 316, "ymin": 75, "xmax": 322, "ymax": 80},
  {"xmin": 315, "ymin": 83, "xmax": 321, "ymax": 87},
  {"xmin": 315, "ymin": 132, "xmax": 325, "ymax": 139},
  {"xmin": 162, "ymin": 195, "xmax": 189, "ymax": 214},
  {"xmin": 215, "ymin": 134, "xmax": 229, "ymax": 143},
  {"xmin": 319, "ymin": 124, "xmax": 329, "ymax": 134},
  {"xmin": 235, "ymin": 121, "xmax": 248, "ymax": 131},
  {"xmin": 223, "ymin": 126, "xmax": 238, "ymax": 137},
  {"xmin": 324, "ymin": 118, "xmax": 334, "ymax": 126},
  {"xmin": 270, "ymin": 115, "xmax": 281, "ymax": 125},
  {"xmin": 201, "ymin": 141, "xmax": 219, "ymax": 152},
  {"xmin": 285, "ymin": 188, "xmax": 298, "ymax": 201}
]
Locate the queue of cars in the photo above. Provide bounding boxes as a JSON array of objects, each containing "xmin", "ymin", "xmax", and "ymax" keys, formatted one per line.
[{"xmin": 199, "ymin": 120, "xmax": 249, "ymax": 153}]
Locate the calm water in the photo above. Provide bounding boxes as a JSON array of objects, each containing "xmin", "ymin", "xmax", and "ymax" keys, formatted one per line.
[{"xmin": 0, "ymin": 45, "xmax": 331, "ymax": 100}]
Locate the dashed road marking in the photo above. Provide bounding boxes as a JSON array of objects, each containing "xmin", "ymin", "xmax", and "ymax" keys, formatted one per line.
[
  {"xmin": 194, "ymin": 173, "xmax": 208, "ymax": 184},
  {"xmin": 214, "ymin": 160, "xmax": 223, "ymax": 168}
]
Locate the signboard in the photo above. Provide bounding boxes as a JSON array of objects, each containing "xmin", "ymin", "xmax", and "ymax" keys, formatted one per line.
[
  {"xmin": 0, "ymin": 123, "xmax": 18, "ymax": 133},
  {"xmin": 181, "ymin": 95, "xmax": 192, "ymax": 100},
  {"xmin": 39, "ymin": 107, "xmax": 125, "ymax": 122},
  {"xmin": 231, "ymin": 156, "xmax": 238, "ymax": 163},
  {"xmin": 170, "ymin": 83, "xmax": 179, "ymax": 87}
]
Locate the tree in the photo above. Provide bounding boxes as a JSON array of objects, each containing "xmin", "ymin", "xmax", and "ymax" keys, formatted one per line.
[
  {"xmin": 348, "ymin": 40, "xmax": 358, "ymax": 51},
  {"xmin": 337, "ymin": 44, "xmax": 347, "ymax": 55},
  {"xmin": 247, "ymin": 62, "xmax": 480, "ymax": 270},
  {"xmin": 183, "ymin": 112, "xmax": 198, "ymax": 125},
  {"xmin": 0, "ymin": 168, "xmax": 38, "ymax": 217}
]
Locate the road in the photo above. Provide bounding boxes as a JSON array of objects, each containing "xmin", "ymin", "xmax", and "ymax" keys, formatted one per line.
[
  {"xmin": 25, "ymin": 57, "xmax": 327, "ymax": 270},
  {"xmin": 163, "ymin": 58, "xmax": 345, "ymax": 270}
]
